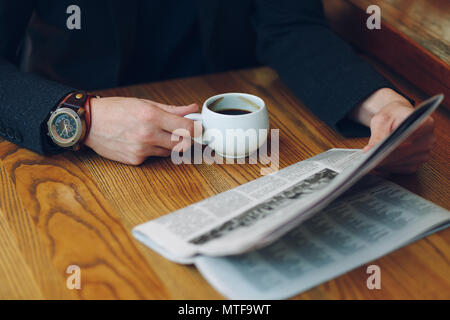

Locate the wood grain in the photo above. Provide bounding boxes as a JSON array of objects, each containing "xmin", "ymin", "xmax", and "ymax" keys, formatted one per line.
[
  {"xmin": 0, "ymin": 159, "xmax": 75, "ymax": 299},
  {"xmin": 0, "ymin": 141, "xmax": 167, "ymax": 299},
  {"xmin": 323, "ymin": 0, "xmax": 450, "ymax": 109},
  {"xmin": 0, "ymin": 207, "xmax": 44, "ymax": 299},
  {"xmin": 0, "ymin": 65, "xmax": 448, "ymax": 299}
]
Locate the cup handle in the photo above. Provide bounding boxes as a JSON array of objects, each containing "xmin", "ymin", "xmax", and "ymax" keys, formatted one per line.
[{"xmin": 184, "ymin": 113, "xmax": 207, "ymax": 145}]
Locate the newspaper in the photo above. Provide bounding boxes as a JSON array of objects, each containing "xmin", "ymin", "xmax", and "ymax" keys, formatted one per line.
[
  {"xmin": 134, "ymin": 149, "xmax": 365, "ymax": 261},
  {"xmin": 133, "ymin": 95, "xmax": 445, "ymax": 262},
  {"xmin": 194, "ymin": 176, "xmax": 450, "ymax": 299}
]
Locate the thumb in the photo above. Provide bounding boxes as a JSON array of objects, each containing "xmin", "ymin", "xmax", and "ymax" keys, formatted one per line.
[{"xmin": 364, "ymin": 115, "xmax": 392, "ymax": 152}]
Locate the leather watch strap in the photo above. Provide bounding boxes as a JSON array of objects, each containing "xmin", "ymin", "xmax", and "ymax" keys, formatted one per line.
[{"xmin": 64, "ymin": 91, "xmax": 90, "ymax": 111}]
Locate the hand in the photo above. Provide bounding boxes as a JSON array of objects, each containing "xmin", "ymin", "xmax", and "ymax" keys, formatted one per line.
[
  {"xmin": 84, "ymin": 97, "xmax": 199, "ymax": 165},
  {"xmin": 351, "ymin": 88, "xmax": 435, "ymax": 174}
]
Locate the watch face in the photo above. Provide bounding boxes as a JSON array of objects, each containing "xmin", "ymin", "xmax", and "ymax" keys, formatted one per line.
[
  {"xmin": 53, "ymin": 113, "xmax": 78, "ymax": 140},
  {"xmin": 48, "ymin": 108, "xmax": 82, "ymax": 147}
]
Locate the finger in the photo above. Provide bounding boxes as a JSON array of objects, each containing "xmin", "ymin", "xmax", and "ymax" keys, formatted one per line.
[
  {"xmin": 378, "ymin": 163, "xmax": 422, "ymax": 175},
  {"xmin": 172, "ymin": 136, "xmax": 194, "ymax": 153},
  {"xmin": 364, "ymin": 116, "xmax": 393, "ymax": 152},
  {"xmin": 378, "ymin": 134, "xmax": 435, "ymax": 166},
  {"xmin": 157, "ymin": 110, "xmax": 195, "ymax": 137},
  {"xmin": 408, "ymin": 116, "xmax": 435, "ymax": 140},
  {"xmin": 152, "ymin": 129, "xmax": 193, "ymax": 151},
  {"xmin": 378, "ymin": 153, "xmax": 430, "ymax": 169},
  {"xmin": 147, "ymin": 146, "xmax": 171, "ymax": 157},
  {"xmin": 153, "ymin": 130, "xmax": 181, "ymax": 150},
  {"xmin": 403, "ymin": 134, "xmax": 435, "ymax": 154},
  {"xmin": 153, "ymin": 102, "xmax": 199, "ymax": 115}
]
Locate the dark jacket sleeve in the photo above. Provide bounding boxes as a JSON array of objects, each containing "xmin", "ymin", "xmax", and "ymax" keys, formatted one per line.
[
  {"xmin": 253, "ymin": 0, "xmax": 410, "ymax": 137},
  {"xmin": 0, "ymin": 1, "xmax": 74, "ymax": 155}
]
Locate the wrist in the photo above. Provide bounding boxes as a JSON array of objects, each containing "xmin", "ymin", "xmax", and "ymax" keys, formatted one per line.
[{"xmin": 349, "ymin": 88, "xmax": 411, "ymax": 127}]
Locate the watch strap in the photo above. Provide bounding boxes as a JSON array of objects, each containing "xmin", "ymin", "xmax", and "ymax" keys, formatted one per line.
[{"xmin": 63, "ymin": 91, "xmax": 89, "ymax": 112}]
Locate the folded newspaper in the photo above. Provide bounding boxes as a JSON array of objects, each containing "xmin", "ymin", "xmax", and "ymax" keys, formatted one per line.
[{"xmin": 133, "ymin": 95, "xmax": 449, "ymax": 299}]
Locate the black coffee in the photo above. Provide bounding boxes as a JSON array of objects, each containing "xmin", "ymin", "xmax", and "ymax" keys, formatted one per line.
[{"xmin": 215, "ymin": 108, "xmax": 252, "ymax": 115}]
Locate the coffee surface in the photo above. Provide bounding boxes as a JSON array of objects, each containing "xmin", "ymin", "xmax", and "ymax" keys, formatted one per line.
[{"xmin": 214, "ymin": 108, "xmax": 252, "ymax": 115}]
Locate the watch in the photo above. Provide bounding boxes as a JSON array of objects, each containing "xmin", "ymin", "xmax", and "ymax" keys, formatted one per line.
[{"xmin": 47, "ymin": 91, "xmax": 94, "ymax": 151}]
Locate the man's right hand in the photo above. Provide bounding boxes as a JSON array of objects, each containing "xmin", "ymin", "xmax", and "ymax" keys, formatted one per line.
[{"xmin": 84, "ymin": 97, "xmax": 198, "ymax": 165}]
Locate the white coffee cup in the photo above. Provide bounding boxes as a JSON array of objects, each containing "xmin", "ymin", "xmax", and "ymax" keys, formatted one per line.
[{"xmin": 184, "ymin": 93, "xmax": 269, "ymax": 158}]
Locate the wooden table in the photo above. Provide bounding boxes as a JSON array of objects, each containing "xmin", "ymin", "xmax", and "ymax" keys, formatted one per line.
[{"xmin": 0, "ymin": 66, "xmax": 449, "ymax": 299}]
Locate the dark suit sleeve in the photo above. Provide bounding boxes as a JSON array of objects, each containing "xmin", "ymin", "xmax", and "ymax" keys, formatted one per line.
[
  {"xmin": 0, "ymin": 1, "xmax": 75, "ymax": 155},
  {"xmin": 253, "ymin": 0, "xmax": 411, "ymax": 137}
]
